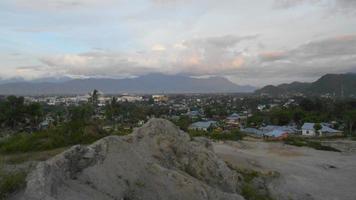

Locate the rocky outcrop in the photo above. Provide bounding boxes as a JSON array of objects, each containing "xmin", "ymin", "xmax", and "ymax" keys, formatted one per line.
[{"xmin": 21, "ymin": 119, "xmax": 245, "ymax": 200}]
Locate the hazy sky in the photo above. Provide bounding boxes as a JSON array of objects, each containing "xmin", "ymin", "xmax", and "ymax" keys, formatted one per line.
[{"xmin": 1, "ymin": 0, "xmax": 356, "ymax": 86}]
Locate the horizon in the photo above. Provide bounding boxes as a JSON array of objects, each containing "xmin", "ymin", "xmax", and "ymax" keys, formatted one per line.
[
  {"xmin": 1, "ymin": 0, "xmax": 356, "ymax": 87},
  {"xmin": 0, "ymin": 72, "xmax": 354, "ymax": 88}
]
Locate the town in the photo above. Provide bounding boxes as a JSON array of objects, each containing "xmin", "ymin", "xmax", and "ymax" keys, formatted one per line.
[{"xmin": 1, "ymin": 90, "xmax": 354, "ymax": 146}]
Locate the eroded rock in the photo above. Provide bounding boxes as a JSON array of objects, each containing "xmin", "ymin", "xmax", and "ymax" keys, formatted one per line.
[{"xmin": 21, "ymin": 119, "xmax": 244, "ymax": 200}]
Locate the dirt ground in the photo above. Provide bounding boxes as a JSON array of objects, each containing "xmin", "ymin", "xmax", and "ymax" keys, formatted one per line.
[{"xmin": 213, "ymin": 140, "xmax": 356, "ymax": 200}]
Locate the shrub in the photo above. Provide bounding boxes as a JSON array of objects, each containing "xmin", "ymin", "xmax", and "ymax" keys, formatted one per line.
[
  {"xmin": 0, "ymin": 170, "xmax": 27, "ymax": 199},
  {"xmin": 188, "ymin": 129, "xmax": 245, "ymax": 141},
  {"xmin": 284, "ymin": 137, "xmax": 341, "ymax": 152},
  {"xmin": 0, "ymin": 121, "xmax": 108, "ymax": 153}
]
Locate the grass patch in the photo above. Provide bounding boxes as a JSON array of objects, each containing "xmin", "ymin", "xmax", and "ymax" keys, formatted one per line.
[
  {"xmin": 0, "ymin": 170, "xmax": 27, "ymax": 199},
  {"xmin": 1, "ymin": 147, "xmax": 68, "ymax": 165},
  {"xmin": 188, "ymin": 129, "xmax": 245, "ymax": 141},
  {"xmin": 238, "ymin": 169, "xmax": 274, "ymax": 200},
  {"xmin": 284, "ymin": 137, "xmax": 341, "ymax": 152},
  {"xmin": 241, "ymin": 184, "xmax": 274, "ymax": 200},
  {"xmin": 0, "ymin": 121, "xmax": 108, "ymax": 153},
  {"xmin": 226, "ymin": 162, "xmax": 275, "ymax": 200}
]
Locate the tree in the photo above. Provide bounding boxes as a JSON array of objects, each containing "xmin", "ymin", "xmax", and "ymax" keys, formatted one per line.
[
  {"xmin": 270, "ymin": 108, "xmax": 292, "ymax": 126},
  {"xmin": 176, "ymin": 116, "xmax": 191, "ymax": 131},
  {"xmin": 292, "ymin": 109, "xmax": 305, "ymax": 126},
  {"xmin": 314, "ymin": 123, "xmax": 322, "ymax": 137},
  {"xmin": 345, "ymin": 110, "xmax": 356, "ymax": 136},
  {"xmin": 69, "ymin": 104, "xmax": 94, "ymax": 124},
  {"xmin": 3, "ymin": 96, "xmax": 26, "ymax": 129},
  {"xmin": 88, "ymin": 89, "xmax": 100, "ymax": 107},
  {"xmin": 105, "ymin": 97, "xmax": 119, "ymax": 124},
  {"xmin": 26, "ymin": 103, "xmax": 43, "ymax": 130},
  {"xmin": 247, "ymin": 112, "xmax": 264, "ymax": 127}
]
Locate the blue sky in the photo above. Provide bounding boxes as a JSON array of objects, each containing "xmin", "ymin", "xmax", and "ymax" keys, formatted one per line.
[{"xmin": 1, "ymin": 0, "xmax": 356, "ymax": 86}]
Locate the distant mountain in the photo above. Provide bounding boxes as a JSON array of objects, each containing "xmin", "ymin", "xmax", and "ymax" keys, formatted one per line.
[
  {"xmin": 255, "ymin": 73, "xmax": 356, "ymax": 97},
  {"xmin": 0, "ymin": 74, "xmax": 256, "ymax": 95}
]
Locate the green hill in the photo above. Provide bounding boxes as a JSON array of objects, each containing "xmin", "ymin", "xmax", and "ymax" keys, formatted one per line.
[{"xmin": 255, "ymin": 73, "xmax": 356, "ymax": 98}]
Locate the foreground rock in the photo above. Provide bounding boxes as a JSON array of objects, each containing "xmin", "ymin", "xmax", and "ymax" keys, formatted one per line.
[
  {"xmin": 214, "ymin": 141, "xmax": 356, "ymax": 200},
  {"xmin": 21, "ymin": 119, "xmax": 244, "ymax": 200}
]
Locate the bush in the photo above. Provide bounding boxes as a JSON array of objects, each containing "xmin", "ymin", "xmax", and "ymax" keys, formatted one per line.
[
  {"xmin": 188, "ymin": 129, "xmax": 245, "ymax": 141},
  {"xmin": 232, "ymin": 168, "xmax": 274, "ymax": 200},
  {"xmin": 0, "ymin": 170, "xmax": 27, "ymax": 199},
  {"xmin": 0, "ymin": 121, "xmax": 108, "ymax": 153},
  {"xmin": 284, "ymin": 137, "xmax": 341, "ymax": 152},
  {"xmin": 188, "ymin": 130, "xmax": 208, "ymax": 138}
]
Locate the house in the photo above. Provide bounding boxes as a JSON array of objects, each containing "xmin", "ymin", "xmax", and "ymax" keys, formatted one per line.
[
  {"xmin": 186, "ymin": 110, "xmax": 201, "ymax": 119},
  {"xmin": 301, "ymin": 123, "xmax": 343, "ymax": 137},
  {"xmin": 188, "ymin": 121, "xmax": 217, "ymax": 131},
  {"xmin": 260, "ymin": 125, "xmax": 297, "ymax": 134},
  {"xmin": 225, "ymin": 113, "xmax": 247, "ymax": 128},
  {"xmin": 38, "ymin": 116, "xmax": 55, "ymax": 130},
  {"xmin": 264, "ymin": 129, "xmax": 289, "ymax": 140},
  {"xmin": 226, "ymin": 113, "xmax": 241, "ymax": 125},
  {"xmin": 152, "ymin": 95, "xmax": 168, "ymax": 102}
]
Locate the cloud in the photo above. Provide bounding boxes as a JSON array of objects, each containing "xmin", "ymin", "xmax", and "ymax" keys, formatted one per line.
[
  {"xmin": 240, "ymin": 34, "xmax": 356, "ymax": 85},
  {"xmin": 17, "ymin": 34, "xmax": 257, "ymax": 78},
  {"xmin": 15, "ymin": 33, "xmax": 356, "ymax": 86},
  {"xmin": 151, "ymin": 44, "xmax": 166, "ymax": 51},
  {"xmin": 273, "ymin": 0, "xmax": 319, "ymax": 9},
  {"xmin": 274, "ymin": 0, "xmax": 356, "ymax": 14},
  {"xmin": 9, "ymin": 0, "xmax": 117, "ymax": 10},
  {"xmin": 259, "ymin": 51, "xmax": 287, "ymax": 62}
]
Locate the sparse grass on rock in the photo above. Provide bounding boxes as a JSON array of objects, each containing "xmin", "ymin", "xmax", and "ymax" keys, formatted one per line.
[
  {"xmin": 226, "ymin": 162, "xmax": 276, "ymax": 200},
  {"xmin": 284, "ymin": 137, "xmax": 341, "ymax": 152},
  {"xmin": 188, "ymin": 129, "xmax": 245, "ymax": 141},
  {"xmin": 0, "ymin": 169, "xmax": 27, "ymax": 199}
]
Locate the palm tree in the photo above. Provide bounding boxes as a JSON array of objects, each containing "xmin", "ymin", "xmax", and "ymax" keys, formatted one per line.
[{"xmin": 88, "ymin": 89, "xmax": 100, "ymax": 107}]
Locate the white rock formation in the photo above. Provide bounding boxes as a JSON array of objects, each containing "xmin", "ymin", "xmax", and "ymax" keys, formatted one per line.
[{"xmin": 22, "ymin": 119, "xmax": 245, "ymax": 200}]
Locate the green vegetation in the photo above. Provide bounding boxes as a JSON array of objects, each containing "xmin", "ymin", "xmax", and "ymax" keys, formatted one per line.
[
  {"xmin": 313, "ymin": 123, "xmax": 322, "ymax": 135},
  {"xmin": 174, "ymin": 116, "xmax": 192, "ymax": 132},
  {"xmin": 0, "ymin": 121, "xmax": 107, "ymax": 153},
  {"xmin": 0, "ymin": 147, "xmax": 68, "ymax": 165},
  {"xmin": 284, "ymin": 137, "xmax": 341, "ymax": 152},
  {"xmin": 345, "ymin": 110, "xmax": 356, "ymax": 137},
  {"xmin": 188, "ymin": 129, "xmax": 245, "ymax": 141},
  {"xmin": 247, "ymin": 98, "xmax": 356, "ymax": 136},
  {"xmin": 0, "ymin": 170, "xmax": 27, "ymax": 199},
  {"xmin": 0, "ymin": 96, "xmax": 43, "ymax": 131},
  {"xmin": 226, "ymin": 163, "xmax": 276, "ymax": 200},
  {"xmin": 0, "ymin": 99, "xmax": 136, "ymax": 153}
]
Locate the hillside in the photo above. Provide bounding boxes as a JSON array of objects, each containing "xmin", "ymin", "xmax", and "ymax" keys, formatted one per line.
[
  {"xmin": 0, "ymin": 74, "xmax": 255, "ymax": 95},
  {"xmin": 255, "ymin": 73, "xmax": 356, "ymax": 97}
]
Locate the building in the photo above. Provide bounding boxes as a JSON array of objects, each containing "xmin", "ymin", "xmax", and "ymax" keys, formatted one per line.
[
  {"xmin": 301, "ymin": 123, "xmax": 343, "ymax": 137},
  {"xmin": 186, "ymin": 110, "xmax": 201, "ymax": 119},
  {"xmin": 264, "ymin": 129, "xmax": 289, "ymax": 140},
  {"xmin": 226, "ymin": 113, "xmax": 241, "ymax": 126},
  {"xmin": 38, "ymin": 116, "xmax": 55, "ymax": 130},
  {"xmin": 118, "ymin": 95, "xmax": 143, "ymax": 102},
  {"xmin": 152, "ymin": 95, "xmax": 168, "ymax": 102},
  {"xmin": 242, "ymin": 125, "xmax": 297, "ymax": 138},
  {"xmin": 260, "ymin": 125, "xmax": 297, "ymax": 134},
  {"xmin": 188, "ymin": 121, "xmax": 217, "ymax": 131}
]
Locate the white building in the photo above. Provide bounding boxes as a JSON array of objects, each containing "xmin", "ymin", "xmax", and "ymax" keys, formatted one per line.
[{"xmin": 301, "ymin": 123, "xmax": 343, "ymax": 137}]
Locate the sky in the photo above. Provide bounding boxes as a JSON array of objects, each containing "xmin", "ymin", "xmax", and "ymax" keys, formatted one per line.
[{"xmin": 1, "ymin": 0, "xmax": 356, "ymax": 86}]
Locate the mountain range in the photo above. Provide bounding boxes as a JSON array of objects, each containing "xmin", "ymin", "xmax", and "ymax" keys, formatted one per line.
[
  {"xmin": 0, "ymin": 74, "xmax": 256, "ymax": 95},
  {"xmin": 255, "ymin": 73, "xmax": 356, "ymax": 97}
]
